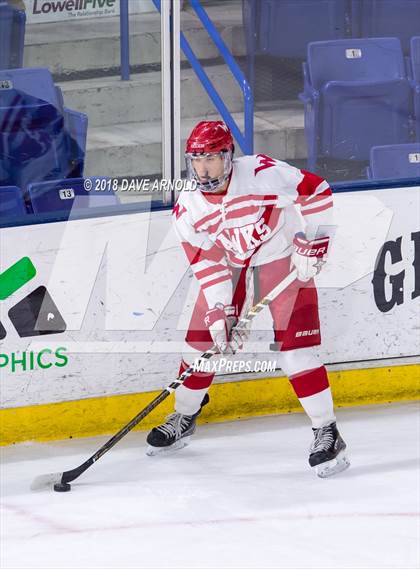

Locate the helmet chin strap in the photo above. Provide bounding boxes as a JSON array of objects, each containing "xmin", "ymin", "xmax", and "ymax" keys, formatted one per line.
[{"xmin": 196, "ymin": 173, "xmax": 227, "ymax": 193}]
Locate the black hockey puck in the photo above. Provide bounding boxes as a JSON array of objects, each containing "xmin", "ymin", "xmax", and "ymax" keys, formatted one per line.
[{"xmin": 53, "ymin": 482, "xmax": 71, "ymax": 492}]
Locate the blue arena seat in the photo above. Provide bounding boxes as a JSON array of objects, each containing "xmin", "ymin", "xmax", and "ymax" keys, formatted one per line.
[
  {"xmin": 27, "ymin": 178, "xmax": 119, "ymax": 215},
  {"xmin": 352, "ymin": 0, "xmax": 420, "ymax": 54},
  {"xmin": 0, "ymin": 70, "xmax": 88, "ymax": 192},
  {"xmin": 0, "ymin": 3, "xmax": 14, "ymax": 70},
  {"xmin": 0, "ymin": 68, "xmax": 61, "ymax": 109},
  {"xmin": 0, "ymin": 89, "xmax": 86, "ymax": 191},
  {"xmin": 411, "ymin": 37, "xmax": 420, "ymax": 84},
  {"xmin": 64, "ymin": 108, "xmax": 88, "ymax": 175},
  {"xmin": 300, "ymin": 37, "xmax": 413, "ymax": 172},
  {"xmin": 256, "ymin": 0, "xmax": 348, "ymax": 59},
  {"xmin": 0, "ymin": 185, "xmax": 26, "ymax": 219},
  {"xmin": 410, "ymin": 37, "xmax": 420, "ymax": 140},
  {"xmin": 367, "ymin": 143, "xmax": 420, "ymax": 180},
  {"xmin": 0, "ymin": 2, "xmax": 26, "ymax": 69},
  {"xmin": 0, "ymin": 89, "xmax": 66, "ymax": 187}
]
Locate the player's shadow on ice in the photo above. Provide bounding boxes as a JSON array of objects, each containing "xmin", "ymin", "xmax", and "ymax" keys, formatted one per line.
[
  {"xmin": 336, "ymin": 457, "xmax": 418, "ymax": 478},
  {"xmin": 275, "ymin": 457, "xmax": 419, "ymax": 480}
]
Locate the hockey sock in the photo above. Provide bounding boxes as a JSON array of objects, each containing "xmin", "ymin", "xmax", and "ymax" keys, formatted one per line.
[
  {"xmin": 175, "ymin": 360, "xmax": 214, "ymax": 416},
  {"xmin": 277, "ymin": 348, "xmax": 335, "ymax": 428},
  {"xmin": 289, "ymin": 366, "xmax": 336, "ymax": 429}
]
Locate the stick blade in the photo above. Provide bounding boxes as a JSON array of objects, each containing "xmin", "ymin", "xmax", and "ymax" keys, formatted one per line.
[{"xmin": 30, "ymin": 472, "xmax": 63, "ymax": 491}]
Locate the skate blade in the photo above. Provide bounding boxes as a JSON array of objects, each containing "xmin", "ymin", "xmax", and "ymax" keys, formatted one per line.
[
  {"xmin": 146, "ymin": 437, "xmax": 191, "ymax": 457},
  {"xmin": 314, "ymin": 451, "xmax": 350, "ymax": 479}
]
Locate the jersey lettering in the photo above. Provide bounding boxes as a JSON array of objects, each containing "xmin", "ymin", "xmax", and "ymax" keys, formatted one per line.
[
  {"xmin": 216, "ymin": 218, "xmax": 273, "ymax": 256},
  {"xmin": 254, "ymin": 154, "xmax": 276, "ymax": 176},
  {"xmin": 173, "ymin": 203, "xmax": 187, "ymax": 219}
]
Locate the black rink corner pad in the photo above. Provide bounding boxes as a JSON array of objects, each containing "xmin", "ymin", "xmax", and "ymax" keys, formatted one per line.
[
  {"xmin": 8, "ymin": 286, "xmax": 66, "ymax": 338},
  {"xmin": 0, "ymin": 320, "xmax": 6, "ymax": 340}
]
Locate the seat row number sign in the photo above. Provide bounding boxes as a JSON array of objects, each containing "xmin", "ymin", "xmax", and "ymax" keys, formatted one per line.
[
  {"xmin": 346, "ymin": 49, "xmax": 362, "ymax": 59},
  {"xmin": 59, "ymin": 189, "xmax": 75, "ymax": 200}
]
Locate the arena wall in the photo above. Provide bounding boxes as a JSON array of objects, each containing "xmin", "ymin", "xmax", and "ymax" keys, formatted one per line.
[{"xmin": 1, "ymin": 186, "xmax": 419, "ymax": 444}]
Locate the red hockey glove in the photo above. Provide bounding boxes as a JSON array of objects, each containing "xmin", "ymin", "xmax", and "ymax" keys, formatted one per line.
[
  {"xmin": 204, "ymin": 304, "xmax": 247, "ymax": 354},
  {"xmin": 291, "ymin": 234, "xmax": 330, "ymax": 282}
]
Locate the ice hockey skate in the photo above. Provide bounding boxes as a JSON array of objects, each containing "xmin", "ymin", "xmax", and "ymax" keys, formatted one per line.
[
  {"xmin": 309, "ymin": 421, "xmax": 350, "ymax": 478},
  {"xmin": 146, "ymin": 394, "xmax": 210, "ymax": 456}
]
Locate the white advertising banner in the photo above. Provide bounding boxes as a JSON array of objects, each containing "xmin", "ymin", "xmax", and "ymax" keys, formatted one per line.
[
  {"xmin": 25, "ymin": 0, "xmax": 154, "ymax": 24},
  {"xmin": 0, "ymin": 186, "xmax": 419, "ymax": 408}
]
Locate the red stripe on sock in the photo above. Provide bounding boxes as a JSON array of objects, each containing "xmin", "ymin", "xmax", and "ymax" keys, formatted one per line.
[
  {"xmin": 289, "ymin": 366, "xmax": 330, "ymax": 398},
  {"xmin": 179, "ymin": 360, "xmax": 215, "ymax": 390}
]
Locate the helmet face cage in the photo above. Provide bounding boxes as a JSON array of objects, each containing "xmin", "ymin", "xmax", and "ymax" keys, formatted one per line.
[{"xmin": 185, "ymin": 150, "xmax": 233, "ymax": 193}]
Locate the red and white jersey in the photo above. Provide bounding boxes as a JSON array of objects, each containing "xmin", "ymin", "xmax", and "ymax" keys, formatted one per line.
[{"xmin": 173, "ymin": 154, "xmax": 333, "ymax": 308}]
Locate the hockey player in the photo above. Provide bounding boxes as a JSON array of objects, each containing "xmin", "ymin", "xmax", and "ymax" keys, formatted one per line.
[{"xmin": 146, "ymin": 121, "xmax": 350, "ymax": 478}]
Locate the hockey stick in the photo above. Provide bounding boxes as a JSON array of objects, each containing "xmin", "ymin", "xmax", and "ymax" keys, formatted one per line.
[{"xmin": 30, "ymin": 268, "xmax": 297, "ymax": 491}]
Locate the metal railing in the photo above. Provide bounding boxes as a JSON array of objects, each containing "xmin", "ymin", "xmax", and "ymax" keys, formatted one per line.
[
  {"xmin": 119, "ymin": 0, "xmax": 130, "ymax": 81},
  {"xmin": 119, "ymin": 0, "xmax": 254, "ymax": 154},
  {"xmin": 186, "ymin": 0, "xmax": 253, "ymax": 155}
]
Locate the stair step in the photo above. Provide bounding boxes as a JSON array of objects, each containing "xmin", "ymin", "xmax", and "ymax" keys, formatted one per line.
[
  {"xmin": 58, "ymin": 64, "xmax": 246, "ymax": 127},
  {"xmin": 84, "ymin": 105, "xmax": 306, "ymax": 180},
  {"xmin": 23, "ymin": 4, "xmax": 246, "ymax": 76}
]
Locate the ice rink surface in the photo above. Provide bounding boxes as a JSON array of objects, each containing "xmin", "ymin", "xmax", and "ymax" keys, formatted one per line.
[{"xmin": 1, "ymin": 402, "xmax": 419, "ymax": 569}]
